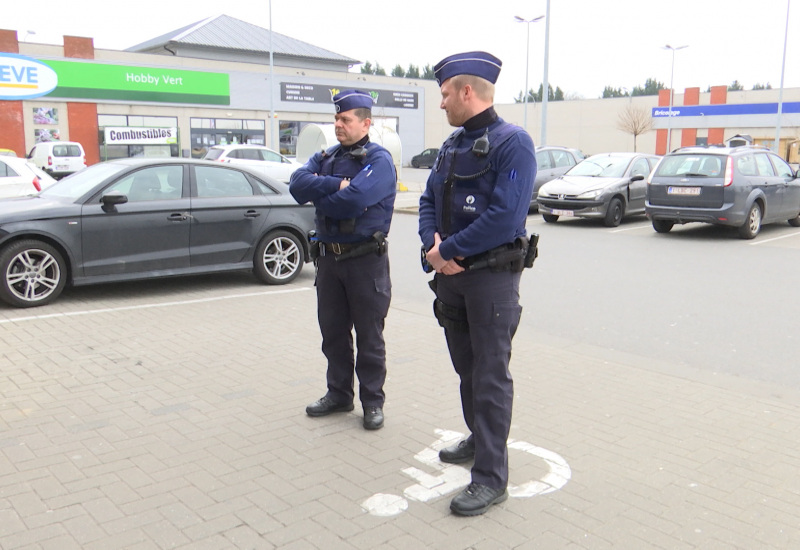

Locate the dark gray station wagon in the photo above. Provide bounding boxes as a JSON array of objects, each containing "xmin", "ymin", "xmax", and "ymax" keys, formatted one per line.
[
  {"xmin": 0, "ymin": 158, "xmax": 315, "ymax": 308},
  {"xmin": 646, "ymin": 146, "xmax": 800, "ymax": 239}
]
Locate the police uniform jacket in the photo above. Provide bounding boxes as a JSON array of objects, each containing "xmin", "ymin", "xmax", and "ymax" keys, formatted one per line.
[
  {"xmin": 290, "ymin": 138, "xmax": 396, "ymax": 243},
  {"xmin": 419, "ymin": 108, "xmax": 536, "ymax": 260}
]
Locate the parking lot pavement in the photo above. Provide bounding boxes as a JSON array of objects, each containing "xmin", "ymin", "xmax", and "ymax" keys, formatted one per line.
[{"xmin": 2, "ymin": 275, "xmax": 800, "ymax": 548}]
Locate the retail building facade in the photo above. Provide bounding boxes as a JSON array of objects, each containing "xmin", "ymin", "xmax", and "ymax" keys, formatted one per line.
[{"xmin": 2, "ymin": 17, "xmax": 799, "ymax": 166}]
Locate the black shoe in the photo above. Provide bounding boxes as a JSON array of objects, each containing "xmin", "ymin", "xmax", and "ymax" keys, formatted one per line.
[
  {"xmin": 439, "ymin": 439, "xmax": 475, "ymax": 464},
  {"xmin": 450, "ymin": 483, "xmax": 508, "ymax": 516},
  {"xmin": 305, "ymin": 396, "xmax": 354, "ymax": 417},
  {"xmin": 363, "ymin": 406, "xmax": 384, "ymax": 430}
]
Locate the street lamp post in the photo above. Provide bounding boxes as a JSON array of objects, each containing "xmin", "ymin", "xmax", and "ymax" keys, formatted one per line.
[
  {"xmin": 514, "ymin": 15, "xmax": 544, "ymax": 132},
  {"xmin": 664, "ymin": 44, "xmax": 688, "ymax": 153},
  {"xmin": 541, "ymin": 0, "xmax": 551, "ymax": 146},
  {"xmin": 774, "ymin": 0, "xmax": 791, "ymax": 155}
]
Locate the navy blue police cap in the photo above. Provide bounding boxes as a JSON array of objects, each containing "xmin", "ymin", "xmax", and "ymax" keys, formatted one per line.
[
  {"xmin": 333, "ymin": 89, "xmax": 373, "ymax": 113},
  {"xmin": 434, "ymin": 51, "xmax": 502, "ymax": 86}
]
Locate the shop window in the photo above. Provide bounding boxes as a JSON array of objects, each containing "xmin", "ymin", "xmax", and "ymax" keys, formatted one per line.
[
  {"xmin": 279, "ymin": 121, "xmax": 313, "ymax": 157},
  {"xmin": 127, "ymin": 116, "xmax": 177, "ymax": 127},
  {"xmin": 98, "ymin": 115, "xmax": 127, "ymax": 126},
  {"xmin": 188, "ymin": 118, "xmax": 266, "ymax": 158},
  {"xmin": 98, "ymin": 115, "xmax": 180, "ymax": 161},
  {"xmin": 215, "ymin": 119, "xmax": 243, "ymax": 130},
  {"xmin": 191, "ymin": 118, "xmax": 216, "ymax": 129}
]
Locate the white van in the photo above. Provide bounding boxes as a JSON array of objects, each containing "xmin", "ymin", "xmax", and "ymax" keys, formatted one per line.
[{"xmin": 27, "ymin": 141, "xmax": 87, "ymax": 179}]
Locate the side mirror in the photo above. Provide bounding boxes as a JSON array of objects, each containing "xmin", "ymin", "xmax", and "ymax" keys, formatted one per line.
[
  {"xmin": 101, "ymin": 191, "xmax": 128, "ymax": 212},
  {"xmin": 630, "ymin": 174, "xmax": 645, "ymax": 182}
]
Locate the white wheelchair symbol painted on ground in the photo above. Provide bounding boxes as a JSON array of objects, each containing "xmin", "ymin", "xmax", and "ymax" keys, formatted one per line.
[{"xmin": 361, "ymin": 428, "xmax": 571, "ymax": 516}]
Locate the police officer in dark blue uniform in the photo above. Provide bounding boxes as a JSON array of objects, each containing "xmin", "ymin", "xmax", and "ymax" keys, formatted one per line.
[
  {"xmin": 418, "ymin": 52, "xmax": 537, "ymax": 515},
  {"xmin": 290, "ymin": 89, "xmax": 396, "ymax": 430}
]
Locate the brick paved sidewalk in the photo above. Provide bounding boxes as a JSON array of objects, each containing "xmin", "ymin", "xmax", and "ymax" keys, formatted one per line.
[{"xmin": 1, "ymin": 286, "xmax": 799, "ymax": 549}]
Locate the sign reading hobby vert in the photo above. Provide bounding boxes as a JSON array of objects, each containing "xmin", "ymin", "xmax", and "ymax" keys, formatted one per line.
[{"xmin": 0, "ymin": 53, "xmax": 230, "ymax": 105}]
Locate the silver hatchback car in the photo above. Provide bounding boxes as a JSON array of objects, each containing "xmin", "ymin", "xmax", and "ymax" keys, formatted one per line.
[{"xmin": 537, "ymin": 152, "xmax": 660, "ymax": 227}]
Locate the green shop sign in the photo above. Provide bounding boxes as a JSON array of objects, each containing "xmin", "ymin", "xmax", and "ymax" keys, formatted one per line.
[{"xmin": 40, "ymin": 59, "xmax": 230, "ymax": 105}]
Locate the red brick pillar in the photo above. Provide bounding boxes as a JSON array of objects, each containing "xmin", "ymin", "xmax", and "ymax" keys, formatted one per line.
[
  {"xmin": 708, "ymin": 86, "xmax": 727, "ymax": 145},
  {"xmin": 0, "ymin": 29, "xmax": 26, "ymax": 156},
  {"xmin": 63, "ymin": 36, "xmax": 99, "ymax": 165},
  {"xmin": 681, "ymin": 87, "xmax": 700, "ymax": 147},
  {"xmin": 655, "ymin": 89, "xmax": 671, "ymax": 155}
]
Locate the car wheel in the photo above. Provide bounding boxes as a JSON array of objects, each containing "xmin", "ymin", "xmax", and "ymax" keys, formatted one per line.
[
  {"xmin": 0, "ymin": 240, "xmax": 67, "ymax": 308},
  {"xmin": 788, "ymin": 213, "xmax": 800, "ymax": 227},
  {"xmin": 604, "ymin": 197, "xmax": 624, "ymax": 227},
  {"xmin": 411, "ymin": 159, "xmax": 420, "ymax": 168},
  {"xmin": 652, "ymin": 219, "xmax": 674, "ymax": 233},
  {"xmin": 253, "ymin": 230, "xmax": 304, "ymax": 285},
  {"xmin": 542, "ymin": 214, "xmax": 559, "ymax": 223},
  {"xmin": 738, "ymin": 203, "xmax": 762, "ymax": 239}
]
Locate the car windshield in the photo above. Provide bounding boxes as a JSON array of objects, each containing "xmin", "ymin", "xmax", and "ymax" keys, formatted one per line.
[
  {"xmin": 654, "ymin": 154, "xmax": 724, "ymax": 177},
  {"xmin": 39, "ymin": 163, "xmax": 129, "ymax": 200},
  {"xmin": 566, "ymin": 155, "xmax": 632, "ymax": 178},
  {"xmin": 203, "ymin": 149, "xmax": 224, "ymax": 161}
]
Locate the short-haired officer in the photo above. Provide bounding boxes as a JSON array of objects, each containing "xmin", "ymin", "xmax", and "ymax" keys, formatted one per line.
[
  {"xmin": 290, "ymin": 89, "xmax": 397, "ymax": 430},
  {"xmin": 418, "ymin": 52, "xmax": 537, "ymax": 515}
]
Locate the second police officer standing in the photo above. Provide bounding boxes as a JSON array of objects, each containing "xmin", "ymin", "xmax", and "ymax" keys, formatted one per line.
[
  {"xmin": 418, "ymin": 52, "xmax": 538, "ymax": 516},
  {"xmin": 289, "ymin": 89, "xmax": 397, "ymax": 431}
]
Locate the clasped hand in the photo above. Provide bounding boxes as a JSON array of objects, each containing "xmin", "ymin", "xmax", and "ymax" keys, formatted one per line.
[{"xmin": 426, "ymin": 233, "xmax": 464, "ymax": 275}]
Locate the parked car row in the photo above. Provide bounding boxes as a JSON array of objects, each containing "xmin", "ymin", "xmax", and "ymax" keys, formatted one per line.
[
  {"xmin": 0, "ymin": 158, "xmax": 315, "ymax": 308},
  {"xmin": 534, "ymin": 145, "xmax": 800, "ymax": 238}
]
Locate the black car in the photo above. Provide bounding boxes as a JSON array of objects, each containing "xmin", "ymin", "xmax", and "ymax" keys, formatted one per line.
[
  {"xmin": 646, "ymin": 146, "xmax": 800, "ymax": 239},
  {"xmin": 411, "ymin": 148, "xmax": 439, "ymax": 169},
  {"xmin": 0, "ymin": 158, "xmax": 315, "ymax": 308}
]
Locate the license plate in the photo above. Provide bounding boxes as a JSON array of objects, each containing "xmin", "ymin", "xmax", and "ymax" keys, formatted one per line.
[
  {"xmin": 668, "ymin": 186, "xmax": 701, "ymax": 196},
  {"xmin": 552, "ymin": 209, "xmax": 574, "ymax": 216},
  {"xmin": 56, "ymin": 165, "xmax": 68, "ymax": 171}
]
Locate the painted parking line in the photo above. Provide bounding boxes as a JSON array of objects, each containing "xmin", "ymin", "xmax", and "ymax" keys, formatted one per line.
[
  {"xmin": 611, "ymin": 223, "xmax": 652, "ymax": 233},
  {"xmin": 0, "ymin": 287, "xmax": 312, "ymax": 325},
  {"xmin": 749, "ymin": 231, "xmax": 800, "ymax": 245}
]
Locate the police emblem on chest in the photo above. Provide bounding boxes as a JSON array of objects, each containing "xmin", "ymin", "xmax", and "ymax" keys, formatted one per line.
[{"xmin": 463, "ymin": 195, "xmax": 477, "ymax": 213}]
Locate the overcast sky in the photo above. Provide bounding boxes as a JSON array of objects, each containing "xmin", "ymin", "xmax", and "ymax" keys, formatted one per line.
[{"xmin": 5, "ymin": 0, "xmax": 798, "ymax": 103}]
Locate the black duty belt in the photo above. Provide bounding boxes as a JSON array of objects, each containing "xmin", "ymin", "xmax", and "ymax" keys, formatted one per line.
[
  {"xmin": 455, "ymin": 237, "xmax": 534, "ymax": 273},
  {"xmin": 319, "ymin": 234, "xmax": 388, "ymax": 262},
  {"xmin": 321, "ymin": 241, "xmax": 368, "ymax": 255}
]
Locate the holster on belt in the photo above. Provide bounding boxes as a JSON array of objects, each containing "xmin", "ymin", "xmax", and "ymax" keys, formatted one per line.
[
  {"xmin": 455, "ymin": 234, "xmax": 540, "ymax": 273},
  {"xmin": 307, "ymin": 230, "xmax": 320, "ymax": 262},
  {"xmin": 330, "ymin": 232, "xmax": 388, "ymax": 262}
]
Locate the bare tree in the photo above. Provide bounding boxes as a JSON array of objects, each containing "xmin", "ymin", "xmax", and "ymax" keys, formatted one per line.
[{"xmin": 617, "ymin": 104, "xmax": 654, "ymax": 152}]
